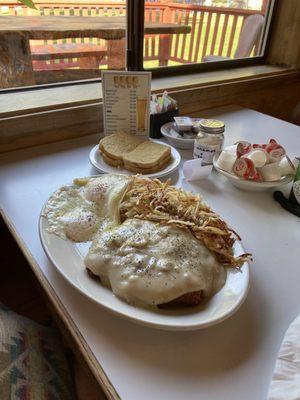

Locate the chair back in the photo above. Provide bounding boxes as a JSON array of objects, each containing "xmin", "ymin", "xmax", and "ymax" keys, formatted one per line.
[{"xmin": 234, "ymin": 14, "xmax": 265, "ymax": 58}]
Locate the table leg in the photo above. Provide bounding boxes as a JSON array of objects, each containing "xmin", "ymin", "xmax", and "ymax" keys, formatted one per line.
[
  {"xmin": 107, "ymin": 38, "xmax": 126, "ymax": 70},
  {"xmin": 0, "ymin": 33, "xmax": 35, "ymax": 88},
  {"xmin": 158, "ymin": 34, "xmax": 171, "ymax": 67}
]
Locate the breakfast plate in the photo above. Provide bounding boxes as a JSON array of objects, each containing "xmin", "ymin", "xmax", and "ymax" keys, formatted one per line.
[
  {"xmin": 39, "ymin": 176, "xmax": 250, "ymax": 331},
  {"xmin": 89, "ymin": 140, "xmax": 181, "ymax": 179}
]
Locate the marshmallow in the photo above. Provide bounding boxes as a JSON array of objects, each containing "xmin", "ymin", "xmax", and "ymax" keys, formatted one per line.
[
  {"xmin": 259, "ymin": 163, "xmax": 281, "ymax": 182},
  {"xmin": 216, "ymin": 151, "xmax": 236, "ymax": 173}
]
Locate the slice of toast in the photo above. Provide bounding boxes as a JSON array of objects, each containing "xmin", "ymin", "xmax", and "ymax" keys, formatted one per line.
[
  {"xmin": 123, "ymin": 155, "xmax": 172, "ymax": 174},
  {"xmin": 101, "ymin": 151, "xmax": 124, "ymax": 167},
  {"xmin": 123, "ymin": 141, "xmax": 171, "ymax": 172},
  {"xmin": 103, "ymin": 148, "xmax": 171, "ymax": 173},
  {"xmin": 99, "ymin": 132, "xmax": 143, "ymax": 162}
]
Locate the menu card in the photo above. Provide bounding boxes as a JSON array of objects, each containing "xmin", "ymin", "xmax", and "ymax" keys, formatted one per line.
[{"xmin": 102, "ymin": 71, "xmax": 151, "ymax": 137}]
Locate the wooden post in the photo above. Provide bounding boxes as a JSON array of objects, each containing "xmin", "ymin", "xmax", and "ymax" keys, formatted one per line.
[
  {"xmin": 0, "ymin": 33, "xmax": 35, "ymax": 88},
  {"xmin": 158, "ymin": 0, "xmax": 173, "ymax": 67},
  {"xmin": 261, "ymin": 0, "xmax": 269, "ymax": 14},
  {"xmin": 107, "ymin": 37, "xmax": 126, "ymax": 70},
  {"xmin": 158, "ymin": 34, "xmax": 171, "ymax": 67}
]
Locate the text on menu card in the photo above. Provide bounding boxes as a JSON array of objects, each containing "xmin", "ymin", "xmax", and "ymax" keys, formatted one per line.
[{"xmin": 102, "ymin": 71, "xmax": 151, "ymax": 137}]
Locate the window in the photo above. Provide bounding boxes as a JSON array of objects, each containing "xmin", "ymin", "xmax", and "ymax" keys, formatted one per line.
[
  {"xmin": 142, "ymin": 0, "xmax": 275, "ymax": 73},
  {"xmin": 0, "ymin": 0, "xmax": 127, "ymax": 88},
  {"xmin": 0, "ymin": 0, "xmax": 275, "ymax": 89}
]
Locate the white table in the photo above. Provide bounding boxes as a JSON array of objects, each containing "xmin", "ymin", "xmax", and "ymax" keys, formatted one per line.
[{"xmin": 0, "ymin": 106, "xmax": 299, "ymax": 400}]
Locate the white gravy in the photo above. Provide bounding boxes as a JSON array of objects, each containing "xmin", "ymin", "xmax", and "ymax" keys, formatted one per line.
[{"xmin": 85, "ymin": 219, "xmax": 226, "ymax": 306}]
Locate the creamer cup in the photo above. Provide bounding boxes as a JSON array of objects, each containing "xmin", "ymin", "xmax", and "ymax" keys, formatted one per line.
[
  {"xmin": 216, "ymin": 151, "xmax": 236, "ymax": 173},
  {"xmin": 279, "ymin": 156, "xmax": 295, "ymax": 176},
  {"xmin": 233, "ymin": 158, "xmax": 255, "ymax": 179},
  {"xmin": 259, "ymin": 163, "xmax": 281, "ymax": 182},
  {"xmin": 269, "ymin": 147, "xmax": 286, "ymax": 163},
  {"xmin": 243, "ymin": 149, "xmax": 267, "ymax": 168}
]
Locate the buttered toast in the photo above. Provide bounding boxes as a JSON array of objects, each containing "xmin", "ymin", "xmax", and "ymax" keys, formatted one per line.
[
  {"xmin": 99, "ymin": 132, "xmax": 172, "ymax": 174},
  {"xmin": 123, "ymin": 141, "xmax": 171, "ymax": 173}
]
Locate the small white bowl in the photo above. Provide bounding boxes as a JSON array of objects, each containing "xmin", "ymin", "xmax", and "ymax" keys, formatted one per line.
[
  {"xmin": 161, "ymin": 122, "xmax": 196, "ymax": 149},
  {"xmin": 213, "ymin": 154, "xmax": 293, "ymax": 192}
]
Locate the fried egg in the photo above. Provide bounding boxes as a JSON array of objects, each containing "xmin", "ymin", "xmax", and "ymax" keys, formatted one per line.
[{"xmin": 43, "ymin": 174, "xmax": 130, "ymax": 242}]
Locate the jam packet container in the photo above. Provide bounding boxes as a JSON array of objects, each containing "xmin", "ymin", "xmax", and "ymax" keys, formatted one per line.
[{"xmin": 174, "ymin": 116, "xmax": 193, "ymax": 132}]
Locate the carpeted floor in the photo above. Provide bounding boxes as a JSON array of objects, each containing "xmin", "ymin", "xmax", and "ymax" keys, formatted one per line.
[{"xmin": 0, "ymin": 216, "xmax": 52, "ymax": 325}]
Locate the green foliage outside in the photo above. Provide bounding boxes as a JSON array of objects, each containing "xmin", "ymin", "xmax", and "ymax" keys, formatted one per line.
[{"xmin": 18, "ymin": 0, "xmax": 36, "ymax": 9}]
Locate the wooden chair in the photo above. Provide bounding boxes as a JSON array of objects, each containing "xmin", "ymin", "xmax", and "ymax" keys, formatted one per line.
[{"xmin": 203, "ymin": 14, "xmax": 265, "ymax": 62}]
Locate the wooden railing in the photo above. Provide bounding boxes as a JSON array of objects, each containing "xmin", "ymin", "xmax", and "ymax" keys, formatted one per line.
[
  {"xmin": 143, "ymin": 2, "xmax": 266, "ymax": 65},
  {"xmin": 0, "ymin": 0, "xmax": 267, "ymax": 70}
]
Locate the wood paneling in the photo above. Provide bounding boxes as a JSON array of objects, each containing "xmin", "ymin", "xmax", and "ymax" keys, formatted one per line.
[
  {"xmin": 169, "ymin": 70, "xmax": 300, "ymax": 122},
  {"xmin": 0, "ymin": 103, "xmax": 102, "ymax": 153},
  {"xmin": 267, "ymin": 0, "xmax": 300, "ymax": 67}
]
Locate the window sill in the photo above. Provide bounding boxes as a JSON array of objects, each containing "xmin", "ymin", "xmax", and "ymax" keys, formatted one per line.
[
  {"xmin": 151, "ymin": 64, "xmax": 295, "ymax": 92},
  {"xmin": 1, "ymin": 64, "xmax": 299, "ymax": 154},
  {"xmin": 0, "ymin": 64, "xmax": 296, "ymax": 119}
]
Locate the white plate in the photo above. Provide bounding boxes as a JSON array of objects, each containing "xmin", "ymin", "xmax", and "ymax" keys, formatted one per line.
[
  {"xmin": 39, "ymin": 190, "xmax": 250, "ymax": 331},
  {"xmin": 89, "ymin": 140, "xmax": 181, "ymax": 179},
  {"xmin": 161, "ymin": 122, "xmax": 197, "ymax": 149},
  {"xmin": 213, "ymin": 154, "xmax": 293, "ymax": 192}
]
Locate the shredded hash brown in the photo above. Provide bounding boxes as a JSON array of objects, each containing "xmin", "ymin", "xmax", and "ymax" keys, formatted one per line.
[{"xmin": 119, "ymin": 176, "xmax": 251, "ymax": 269}]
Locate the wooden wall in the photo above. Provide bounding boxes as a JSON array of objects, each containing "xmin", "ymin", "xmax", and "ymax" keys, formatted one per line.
[
  {"xmin": 267, "ymin": 0, "xmax": 300, "ymax": 68},
  {"xmin": 172, "ymin": 70, "xmax": 300, "ymax": 124}
]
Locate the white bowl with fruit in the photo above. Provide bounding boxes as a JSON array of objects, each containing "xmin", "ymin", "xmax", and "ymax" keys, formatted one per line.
[{"xmin": 213, "ymin": 139, "xmax": 296, "ymax": 192}]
